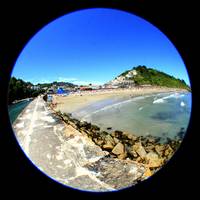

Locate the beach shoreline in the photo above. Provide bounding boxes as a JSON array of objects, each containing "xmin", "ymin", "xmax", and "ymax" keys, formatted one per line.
[
  {"xmin": 53, "ymin": 86, "xmax": 189, "ymax": 114},
  {"xmin": 46, "ymin": 87, "xmax": 188, "ymax": 188}
]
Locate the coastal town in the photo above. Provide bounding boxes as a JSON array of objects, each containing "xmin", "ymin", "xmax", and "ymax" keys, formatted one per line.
[{"xmin": 26, "ymin": 66, "xmax": 190, "ymax": 104}]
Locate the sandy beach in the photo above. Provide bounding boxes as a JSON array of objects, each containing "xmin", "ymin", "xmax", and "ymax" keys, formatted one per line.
[{"xmin": 53, "ymin": 86, "xmax": 188, "ymax": 114}]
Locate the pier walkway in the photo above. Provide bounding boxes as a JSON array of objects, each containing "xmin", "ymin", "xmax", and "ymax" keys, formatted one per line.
[{"xmin": 12, "ymin": 96, "xmax": 145, "ymax": 191}]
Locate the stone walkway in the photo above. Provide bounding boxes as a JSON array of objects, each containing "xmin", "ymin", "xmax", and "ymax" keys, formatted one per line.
[{"xmin": 13, "ymin": 96, "xmax": 145, "ymax": 192}]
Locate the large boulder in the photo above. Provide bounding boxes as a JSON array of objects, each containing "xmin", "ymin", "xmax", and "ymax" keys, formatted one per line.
[
  {"xmin": 155, "ymin": 144, "xmax": 165, "ymax": 156},
  {"xmin": 145, "ymin": 152, "xmax": 163, "ymax": 168},
  {"xmin": 142, "ymin": 167, "xmax": 152, "ymax": 179},
  {"xmin": 91, "ymin": 124, "xmax": 100, "ymax": 131},
  {"xmin": 164, "ymin": 144, "xmax": 174, "ymax": 159},
  {"xmin": 144, "ymin": 144, "xmax": 155, "ymax": 153},
  {"xmin": 113, "ymin": 137, "xmax": 120, "ymax": 144},
  {"xmin": 96, "ymin": 139, "xmax": 104, "ymax": 146},
  {"xmin": 68, "ymin": 121, "xmax": 78, "ymax": 129},
  {"xmin": 104, "ymin": 135, "xmax": 115, "ymax": 145},
  {"xmin": 102, "ymin": 135, "xmax": 115, "ymax": 151},
  {"xmin": 111, "ymin": 130, "xmax": 123, "ymax": 138},
  {"xmin": 146, "ymin": 135, "xmax": 157, "ymax": 144},
  {"xmin": 125, "ymin": 144, "xmax": 138, "ymax": 158},
  {"xmin": 133, "ymin": 142, "xmax": 147, "ymax": 158},
  {"xmin": 112, "ymin": 143, "xmax": 125, "ymax": 155},
  {"xmin": 118, "ymin": 151, "xmax": 127, "ymax": 160},
  {"xmin": 103, "ymin": 141, "xmax": 114, "ymax": 150}
]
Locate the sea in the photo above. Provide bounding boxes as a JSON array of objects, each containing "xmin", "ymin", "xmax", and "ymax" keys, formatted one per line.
[
  {"xmin": 72, "ymin": 91, "xmax": 192, "ymax": 141},
  {"xmin": 8, "ymin": 99, "xmax": 32, "ymax": 123}
]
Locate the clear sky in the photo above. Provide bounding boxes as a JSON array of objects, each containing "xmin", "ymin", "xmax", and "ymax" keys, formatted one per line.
[{"xmin": 12, "ymin": 8, "xmax": 190, "ymax": 86}]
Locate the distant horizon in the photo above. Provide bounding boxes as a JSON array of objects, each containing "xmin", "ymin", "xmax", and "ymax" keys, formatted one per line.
[{"xmin": 12, "ymin": 8, "xmax": 191, "ymax": 86}]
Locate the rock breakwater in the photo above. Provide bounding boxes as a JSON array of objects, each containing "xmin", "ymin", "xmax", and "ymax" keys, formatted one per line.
[{"xmin": 54, "ymin": 110, "xmax": 182, "ymax": 178}]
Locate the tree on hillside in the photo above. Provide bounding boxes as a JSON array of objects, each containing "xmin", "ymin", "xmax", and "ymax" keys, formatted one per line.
[{"xmin": 8, "ymin": 77, "xmax": 45, "ymax": 104}]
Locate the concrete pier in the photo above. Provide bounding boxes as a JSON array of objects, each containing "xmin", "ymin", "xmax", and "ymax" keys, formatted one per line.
[{"xmin": 12, "ymin": 96, "xmax": 145, "ymax": 191}]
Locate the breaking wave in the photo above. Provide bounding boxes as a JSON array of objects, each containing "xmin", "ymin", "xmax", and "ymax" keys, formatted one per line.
[
  {"xmin": 81, "ymin": 95, "xmax": 150, "ymax": 120},
  {"xmin": 153, "ymin": 92, "xmax": 185, "ymax": 104}
]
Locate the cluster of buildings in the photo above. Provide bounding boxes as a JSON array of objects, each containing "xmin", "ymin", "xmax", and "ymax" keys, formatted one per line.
[
  {"xmin": 46, "ymin": 84, "xmax": 103, "ymax": 96},
  {"xmin": 32, "ymin": 69, "xmax": 140, "ymax": 99},
  {"xmin": 103, "ymin": 70, "xmax": 137, "ymax": 89}
]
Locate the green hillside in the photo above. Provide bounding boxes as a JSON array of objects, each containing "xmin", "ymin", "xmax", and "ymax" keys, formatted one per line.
[{"xmin": 120, "ymin": 65, "xmax": 191, "ymax": 90}]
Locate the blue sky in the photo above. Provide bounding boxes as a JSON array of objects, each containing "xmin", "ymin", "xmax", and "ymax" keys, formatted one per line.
[{"xmin": 12, "ymin": 8, "xmax": 190, "ymax": 85}]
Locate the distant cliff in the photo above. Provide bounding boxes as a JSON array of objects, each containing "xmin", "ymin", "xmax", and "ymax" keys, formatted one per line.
[{"xmin": 108, "ymin": 65, "xmax": 191, "ymax": 90}]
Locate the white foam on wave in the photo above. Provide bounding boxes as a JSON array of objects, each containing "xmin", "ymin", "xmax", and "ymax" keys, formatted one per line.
[
  {"xmin": 153, "ymin": 92, "xmax": 184, "ymax": 104},
  {"xmin": 81, "ymin": 95, "xmax": 150, "ymax": 120},
  {"xmin": 138, "ymin": 107, "xmax": 143, "ymax": 110},
  {"xmin": 153, "ymin": 98, "xmax": 165, "ymax": 104},
  {"xmin": 180, "ymin": 101, "xmax": 185, "ymax": 107}
]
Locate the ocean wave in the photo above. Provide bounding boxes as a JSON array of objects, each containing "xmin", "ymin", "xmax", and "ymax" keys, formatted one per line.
[
  {"xmin": 81, "ymin": 95, "xmax": 151, "ymax": 120},
  {"xmin": 153, "ymin": 99, "xmax": 166, "ymax": 104},
  {"xmin": 81, "ymin": 92, "xmax": 187, "ymax": 120},
  {"xmin": 81, "ymin": 99, "xmax": 133, "ymax": 120},
  {"xmin": 153, "ymin": 92, "xmax": 185, "ymax": 104}
]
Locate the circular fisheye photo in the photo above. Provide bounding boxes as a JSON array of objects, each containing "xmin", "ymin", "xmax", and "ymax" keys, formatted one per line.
[{"xmin": 8, "ymin": 8, "xmax": 192, "ymax": 192}]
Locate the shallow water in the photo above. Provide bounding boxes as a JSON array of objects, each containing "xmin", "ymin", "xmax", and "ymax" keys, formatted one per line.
[
  {"xmin": 73, "ymin": 92, "xmax": 192, "ymax": 140},
  {"xmin": 8, "ymin": 100, "xmax": 32, "ymax": 123}
]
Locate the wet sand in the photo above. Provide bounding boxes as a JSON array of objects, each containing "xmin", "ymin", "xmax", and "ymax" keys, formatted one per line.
[{"xmin": 53, "ymin": 87, "xmax": 187, "ymax": 114}]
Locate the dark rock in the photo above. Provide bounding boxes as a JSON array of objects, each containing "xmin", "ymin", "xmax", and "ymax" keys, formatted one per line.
[
  {"xmin": 155, "ymin": 137, "xmax": 161, "ymax": 143},
  {"xmin": 64, "ymin": 112, "xmax": 72, "ymax": 117},
  {"xmin": 96, "ymin": 139, "xmax": 104, "ymax": 146},
  {"xmin": 63, "ymin": 116, "xmax": 69, "ymax": 122},
  {"xmin": 168, "ymin": 140, "xmax": 180, "ymax": 150},
  {"xmin": 78, "ymin": 121, "xmax": 91, "ymax": 129},
  {"xmin": 112, "ymin": 130, "xmax": 123, "ymax": 138},
  {"xmin": 125, "ymin": 144, "xmax": 138, "ymax": 158},
  {"xmin": 72, "ymin": 119, "xmax": 80, "ymax": 126},
  {"xmin": 68, "ymin": 121, "xmax": 78, "ymax": 129},
  {"xmin": 91, "ymin": 124, "xmax": 100, "ymax": 131},
  {"xmin": 144, "ymin": 144, "xmax": 155, "ymax": 153},
  {"xmin": 146, "ymin": 135, "xmax": 156, "ymax": 144},
  {"xmin": 92, "ymin": 131, "xmax": 100, "ymax": 138},
  {"xmin": 107, "ymin": 127, "xmax": 112, "ymax": 130},
  {"xmin": 166, "ymin": 137, "xmax": 172, "ymax": 144},
  {"xmin": 99, "ymin": 131, "xmax": 109, "ymax": 141},
  {"xmin": 164, "ymin": 144, "xmax": 174, "ymax": 159},
  {"xmin": 121, "ymin": 132, "xmax": 137, "ymax": 144},
  {"xmin": 126, "ymin": 139, "xmax": 135, "ymax": 146},
  {"xmin": 85, "ymin": 122, "xmax": 92, "ymax": 129},
  {"xmin": 79, "ymin": 121, "xmax": 88, "ymax": 127},
  {"xmin": 154, "ymin": 144, "xmax": 165, "ymax": 157}
]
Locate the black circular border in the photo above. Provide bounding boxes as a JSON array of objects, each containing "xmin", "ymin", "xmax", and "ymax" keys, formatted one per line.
[{"xmin": 0, "ymin": 0, "xmax": 198, "ymax": 198}]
